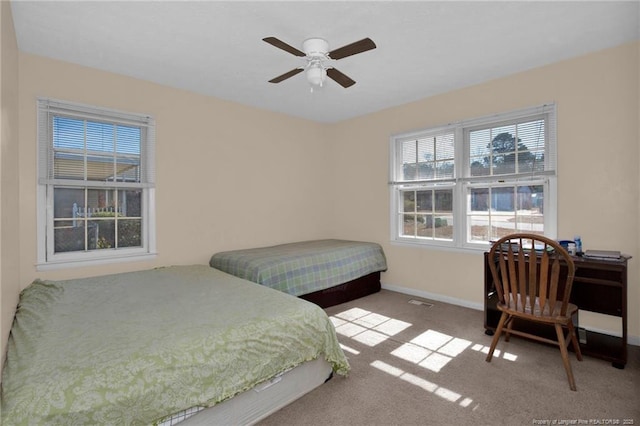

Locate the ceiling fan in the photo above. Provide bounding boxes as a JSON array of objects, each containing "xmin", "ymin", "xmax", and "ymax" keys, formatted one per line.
[{"xmin": 262, "ymin": 36, "xmax": 376, "ymax": 91}]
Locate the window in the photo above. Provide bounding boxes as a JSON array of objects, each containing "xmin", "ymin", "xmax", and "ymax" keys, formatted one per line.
[
  {"xmin": 390, "ymin": 104, "xmax": 556, "ymax": 250},
  {"xmin": 37, "ymin": 98, "xmax": 156, "ymax": 268}
]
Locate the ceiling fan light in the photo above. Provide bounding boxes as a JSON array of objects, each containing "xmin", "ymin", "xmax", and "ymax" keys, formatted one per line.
[{"xmin": 306, "ymin": 65, "xmax": 326, "ymax": 87}]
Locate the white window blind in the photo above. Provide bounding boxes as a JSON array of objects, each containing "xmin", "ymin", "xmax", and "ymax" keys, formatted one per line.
[{"xmin": 37, "ymin": 99, "xmax": 155, "ymax": 187}]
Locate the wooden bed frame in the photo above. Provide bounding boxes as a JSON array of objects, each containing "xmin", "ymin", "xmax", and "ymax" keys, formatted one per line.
[{"xmin": 299, "ymin": 271, "xmax": 381, "ymax": 308}]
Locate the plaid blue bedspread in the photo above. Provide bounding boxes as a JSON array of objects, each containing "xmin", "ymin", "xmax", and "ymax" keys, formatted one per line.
[{"xmin": 209, "ymin": 239, "xmax": 387, "ymax": 296}]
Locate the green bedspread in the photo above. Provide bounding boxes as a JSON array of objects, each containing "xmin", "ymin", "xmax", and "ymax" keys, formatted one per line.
[
  {"xmin": 209, "ymin": 239, "xmax": 388, "ymax": 296},
  {"xmin": 1, "ymin": 265, "xmax": 349, "ymax": 425}
]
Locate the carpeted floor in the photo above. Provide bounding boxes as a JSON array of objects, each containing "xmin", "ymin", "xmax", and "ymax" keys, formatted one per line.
[{"xmin": 258, "ymin": 289, "xmax": 640, "ymax": 426}]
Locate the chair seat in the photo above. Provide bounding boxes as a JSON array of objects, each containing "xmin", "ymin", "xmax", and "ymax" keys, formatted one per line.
[{"xmin": 497, "ymin": 297, "xmax": 578, "ymax": 324}]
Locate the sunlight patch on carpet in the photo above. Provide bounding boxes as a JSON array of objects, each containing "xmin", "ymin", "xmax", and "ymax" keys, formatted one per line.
[
  {"xmin": 339, "ymin": 343, "xmax": 360, "ymax": 355},
  {"xmin": 385, "ymin": 330, "xmax": 473, "ymax": 372},
  {"xmin": 471, "ymin": 343, "xmax": 518, "ymax": 361},
  {"xmin": 371, "ymin": 360, "xmax": 470, "ymax": 406},
  {"xmin": 332, "ymin": 308, "xmax": 412, "ymax": 347}
]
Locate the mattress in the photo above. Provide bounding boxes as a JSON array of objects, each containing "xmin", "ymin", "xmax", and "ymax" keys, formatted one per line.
[
  {"xmin": 209, "ymin": 239, "xmax": 387, "ymax": 296},
  {"xmin": 175, "ymin": 357, "xmax": 332, "ymax": 425},
  {"xmin": 0, "ymin": 265, "xmax": 349, "ymax": 425}
]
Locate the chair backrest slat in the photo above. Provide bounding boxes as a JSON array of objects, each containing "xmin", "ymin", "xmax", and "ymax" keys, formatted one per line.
[
  {"xmin": 548, "ymin": 257, "xmax": 561, "ymax": 315},
  {"xmin": 496, "ymin": 249, "xmax": 509, "ymax": 303},
  {"xmin": 528, "ymin": 243, "xmax": 538, "ymax": 311},
  {"xmin": 539, "ymin": 249, "xmax": 549, "ymax": 314},
  {"xmin": 507, "ymin": 245, "xmax": 518, "ymax": 309},
  {"xmin": 517, "ymin": 242, "xmax": 527, "ymax": 310}
]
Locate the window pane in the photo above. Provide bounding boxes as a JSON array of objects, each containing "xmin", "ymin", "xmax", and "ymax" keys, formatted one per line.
[
  {"xmin": 86, "ymin": 121, "xmax": 115, "ymax": 153},
  {"xmin": 435, "ymin": 134, "xmax": 454, "ymax": 161},
  {"xmin": 118, "ymin": 219, "xmax": 142, "ymax": 248},
  {"xmin": 518, "ymin": 120, "xmax": 542, "ymax": 174},
  {"xmin": 434, "ymin": 190, "xmax": 452, "ymax": 212},
  {"xmin": 54, "ymin": 187, "xmax": 84, "ymax": 220},
  {"xmin": 468, "ymin": 184, "xmax": 544, "ymax": 242},
  {"xmin": 434, "ymin": 215, "xmax": 452, "ymax": 239},
  {"xmin": 470, "ymin": 119, "xmax": 547, "ymax": 177},
  {"xmin": 400, "ymin": 133, "xmax": 454, "ymax": 182},
  {"xmin": 416, "ymin": 190, "xmax": 431, "ymax": 212},
  {"xmin": 434, "ymin": 160, "xmax": 452, "ymax": 179},
  {"xmin": 402, "ymin": 141, "xmax": 417, "ymax": 180},
  {"xmin": 115, "ymin": 155, "xmax": 141, "ymax": 182},
  {"xmin": 54, "ymin": 151, "xmax": 85, "ymax": 180},
  {"xmin": 402, "ymin": 214, "xmax": 416, "ymax": 237},
  {"xmin": 116, "ymin": 126, "xmax": 141, "ymax": 182},
  {"xmin": 54, "ymin": 187, "xmax": 88, "ymax": 253},
  {"xmin": 469, "ymin": 129, "xmax": 491, "ymax": 177},
  {"xmin": 468, "ymin": 215, "xmax": 490, "ymax": 242},
  {"xmin": 122, "ymin": 189, "xmax": 142, "ymax": 217},
  {"xmin": 53, "ymin": 117, "xmax": 84, "ymax": 150},
  {"xmin": 417, "ymin": 214, "xmax": 431, "ymax": 237},
  {"xmin": 516, "ymin": 185, "xmax": 544, "ymax": 233},
  {"xmin": 402, "ymin": 191, "xmax": 415, "ymax": 213},
  {"xmin": 469, "ymin": 187, "xmax": 489, "ymax": 212},
  {"xmin": 55, "ymin": 223, "xmax": 87, "ymax": 253},
  {"xmin": 416, "ymin": 138, "xmax": 433, "ymax": 180},
  {"xmin": 91, "ymin": 219, "xmax": 115, "ymax": 250},
  {"xmin": 491, "ymin": 187, "xmax": 514, "ymax": 211},
  {"xmin": 87, "ymin": 154, "xmax": 115, "ymax": 181},
  {"xmin": 53, "ymin": 117, "xmax": 87, "ymax": 181}
]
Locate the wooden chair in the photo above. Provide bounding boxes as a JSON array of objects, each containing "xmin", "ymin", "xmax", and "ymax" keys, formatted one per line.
[{"xmin": 485, "ymin": 233, "xmax": 583, "ymax": 391}]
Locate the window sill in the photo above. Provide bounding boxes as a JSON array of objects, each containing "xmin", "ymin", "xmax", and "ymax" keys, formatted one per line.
[
  {"xmin": 390, "ymin": 239, "xmax": 490, "ymax": 255},
  {"xmin": 36, "ymin": 252, "xmax": 158, "ymax": 272}
]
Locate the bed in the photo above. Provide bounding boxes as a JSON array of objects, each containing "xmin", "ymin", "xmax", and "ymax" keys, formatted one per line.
[
  {"xmin": 209, "ymin": 239, "xmax": 387, "ymax": 308},
  {"xmin": 0, "ymin": 265, "xmax": 349, "ymax": 425}
]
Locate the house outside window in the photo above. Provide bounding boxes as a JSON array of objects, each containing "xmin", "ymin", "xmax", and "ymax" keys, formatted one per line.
[
  {"xmin": 389, "ymin": 104, "xmax": 557, "ymax": 250},
  {"xmin": 37, "ymin": 98, "xmax": 156, "ymax": 269}
]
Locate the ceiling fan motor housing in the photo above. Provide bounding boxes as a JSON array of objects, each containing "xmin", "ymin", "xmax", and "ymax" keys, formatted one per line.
[{"xmin": 302, "ymin": 38, "xmax": 329, "ymax": 57}]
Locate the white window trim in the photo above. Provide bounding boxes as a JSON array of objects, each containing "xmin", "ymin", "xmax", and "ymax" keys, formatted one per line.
[
  {"xmin": 389, "ymin": 104, "xmax": 557, "ymax": 252},
  {"xmin": 36, "ymin": 98, "xmax": 157, "ymax": 270}
]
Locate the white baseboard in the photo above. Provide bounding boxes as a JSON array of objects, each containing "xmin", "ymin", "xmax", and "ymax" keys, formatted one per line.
[
  {"xmin": 381, "ymin": 283, "xmax": 483, "ymax": 311},
  {"xmin": 380, "ymin": 283, "xmax": 640, "ymax": 347}
]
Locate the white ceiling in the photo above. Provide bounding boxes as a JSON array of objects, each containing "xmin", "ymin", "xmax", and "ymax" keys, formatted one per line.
[{"xmin": 10, "ymin": 1, "xmax": 640, "ymax": 123}]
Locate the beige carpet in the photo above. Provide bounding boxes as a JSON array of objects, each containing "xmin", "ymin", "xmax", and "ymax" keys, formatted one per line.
[{"xmin": 258, "ymin": 290, "xmax": 640, "ymax": 426}]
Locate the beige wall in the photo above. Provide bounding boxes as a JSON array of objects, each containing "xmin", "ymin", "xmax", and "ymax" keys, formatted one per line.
[
  {"xmin": 328, "ymin": 41, "xmax": 640, "ymax": 339},
  {"xmin": 1, "ymin": 31, "xmax": 638, "ymax": 362},
  {"xmin": 0, "ymin": 0, "xmax": 21, "ymax": 367},
  {"xmin": 17, "ymin": 53, "xmax": 333, "ymax": 286}
]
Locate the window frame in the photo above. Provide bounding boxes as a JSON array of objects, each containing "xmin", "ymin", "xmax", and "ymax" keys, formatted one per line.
[
  {"xmin": 36, "ymin": 98, "xmax": 157, "ymax": 270},
  {"xmin": 389, "ymin": 104, "xmax": 557, "ymax": 251}
]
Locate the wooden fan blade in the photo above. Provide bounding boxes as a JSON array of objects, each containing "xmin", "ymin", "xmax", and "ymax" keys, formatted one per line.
[
  {"xmin": 268, "ymin": 68, "xmax": 304, "ymax": 83},
  {"xmin": 327, "ymin": 68, "xmax": 356, "ymax": 88},
  {"xmin": 263, "ymin": 37, "xmax": 306, "ymax": 57},
  {"xmin": 328, "ymin": 38, "xmax": 376, "ymax": 60}
]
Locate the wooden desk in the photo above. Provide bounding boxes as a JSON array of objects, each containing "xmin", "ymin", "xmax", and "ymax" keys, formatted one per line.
[{"xmin": 483, "ymin": 252, "xmax": 630, "ymax": 368}]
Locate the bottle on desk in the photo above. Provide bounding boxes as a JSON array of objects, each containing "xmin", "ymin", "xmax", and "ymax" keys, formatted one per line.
[
  {"xmin": 574, "ymin": 236, "xmax": 582, "ymax": 255},
  {"xmin": 568, "ymin": 243, "xmax": 576, "ymax": 255}
]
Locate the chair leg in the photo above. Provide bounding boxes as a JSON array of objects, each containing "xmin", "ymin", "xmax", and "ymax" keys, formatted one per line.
[
  {"xmin": 505, "ymin": 316, "xmax": 514, "ymax": 342},
  {"xmin": 486, "ymin": 312, "xmax": 508, "ymax": 362},
  {"xmin": 555, "ymin": 323, "xmax": 577, "ymax": 391},
  {"xmin": 566, "ymin": 321, "xmax": 583, "ymax": 361}
]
